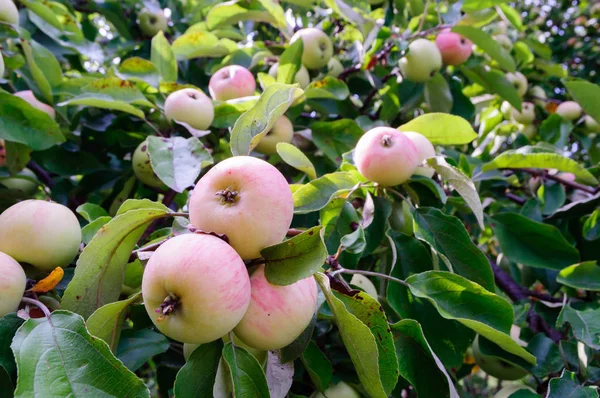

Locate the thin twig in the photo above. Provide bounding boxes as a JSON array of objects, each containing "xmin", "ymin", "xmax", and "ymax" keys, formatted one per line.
[
  {"xmin": 415, "ymin": 0, "xmax": 432, "ymax": 36},
  {"xmin": 144, "ymin": 118, "xmax": 165, "ymax": 137},
  {"xmin": 360, "ymin": 68, "xmax": 399, "ymax": 114},
  {"xmin": 133, "ymin": 237, "xmax": 170, "ymax": 253},
  {"xmin": 331, "ymin": 267, "xmax": 410, "ymax": 288},
  {"xmin": 510, "ymin": 168, "xmax": 597, "ymax": 194},
  {"xmin": 504, "ymin": 191, "xmax": 526, "ymax": 205}
]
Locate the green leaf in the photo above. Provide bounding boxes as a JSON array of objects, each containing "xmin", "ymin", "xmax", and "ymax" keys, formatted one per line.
[
  {"xmin": 481, "ymin": 149, "xmax": 599, "ymax": 186},
  {"xmin": 173, "ymin": 340, "xmax": 223, "ymax": 398},
  {"xmin": 11, "ymin": 311, "xmax": 149, "ymax": 397},
  {"xmin": 0, "ymin": 314, "xmax": 24, "ymax": 381},
  {"xmin": 62, "ymin": 200, "xmax": 170, "ymax": 318},
  {"xmin": 498, "ymin": 4, "xmax": 523, "ymax": 31},
  {"xmin": 76, "ymin": 203, "xmax": 109, "ymax": 222},
  {"xmin": 293, "ymin": 172, "xmax": 361, "ymax": 214},
  {"xmin": 321, "ymin": 198, "xmax": 360, "ymax": 253},
  {"xmin": 172, "ymin": 31, "xmax": 233, "ymax": 60},
  {"xmin": 87, "ymin": 292, "xmax": 142, "ymax": 352},
  {"xmin": 116, "ymin": 329, "xmax": 169, "ymax": 372},
  {"xmin": 151, "ymin": 31, "xmax": 178, "ymax": 82},
  {"xmin": 277, "ymin": 37, "xmax": 303, "ymax": 85},
  {"xmin": 116, "ymin": 57, "xmax": 160, "ymax": 87},
  {"xmin": 213, "ymin": 96, "xmax": 258, "ymax": 128},
  {"xmin": 412, "ymin": 207, "xmax": 494, "ymax": 291},
  {"xmin": 462, "ymin": 0, "xmax": 509, "ymax": 12},
  {"xmin": 81, "ymin": 216, "xmax": 111, "ymax": 245},
  {"xmin": 557, "ymin": 305, "xmax": 600, "ymax": 349},
  {"xmin": 0, "ymin": 92, "xmax": 64, "ymax": 150},
  {"xmin": 527, "ymin": 334, "xmax": 564, "ymax": 379},
  {"xmin": 20, "ymin": 40, "xmax": 53, "ymax": 104},
  {"xmin": 20, "ymin": 0, "xmax": 62, "ymax": 30},
  {"xmin": 304, "ymin": 77, "xmax": 350, "ymax": 100},
  {"xmin": 524, "ymin": 39, "xmax": 552, "ymax": 60},
  {"xmin": 147, "ymin": 136, "xmax": 213, "ymax": 193},
  {"xmin": 583, "ymin": 210, "xmax": 600, "ymax": 241},
  {"xmin": 480, "ymin": 68, "xmax": 523, "ymax": 111},
  {"xmin": 451, "ymin": 25, "xmax": 516, "ymax": 72},
  {"xmin": 300, "ymin": 341, "xmax": 332, "ymax": 392},
  {"xmin": 426, "ymin": 156, "xmax": 484, "ymax": 229},
  {"xmin": 222, "ymin": 342, "xmax": 270, "ymax": 398},
  {"xmin": 257, "ymin": 0, "xmax": 287, "ymax": 30},
  {"xmin": 547, "ymin": 370, "xmax": 599, "ymax": 398},
  {"xmin": 314, "ymin": 272, "xmax": 387, "ymax": 398},
  {"xmin": 4, "ymin": 141, "xmax": 31, "ymax": 175},
  {"xmin": 230, "ymin": 83, "xmax": 303, "ymax": 156},
  {"xmin": 557, "ymin": 262, "xmax": 600, "ymax": 291},
  {"xmin": 276, "ymin": 142, "xmax": 317, "ymax": 180},
  {"xmin": 311, "ymin": 119, "xmax": 364, "ymax": 165},
  {"xmin": 31, "ymin": 40, "xmax": 62, "ymax": 87},
  {"xmin": 262, "ymin": 226, "xmax": 327, "ymax": 285},
  {"xmin": 564, "ymin": 79, "xmax": 600, "ymax": 125},
  {"xmin": 491, "ymin": 212, "xmax": 580, "ymax": 270},
  {"xmin": 406, "ymin": 271, "xmax": 536, "ymax": 364},
  {"xmin": 398, "ymin": 113, "xmax": 477, "ymax": 145},
  {"xmin": 424, "ymin": 73, "xmax": 453, "ymax": 113},
  {"xmin": 206, "ymin": 1, "xmax": 276, "ymax": 30}
]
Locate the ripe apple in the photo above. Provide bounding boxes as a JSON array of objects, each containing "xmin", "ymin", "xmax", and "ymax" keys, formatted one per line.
[
  {"xmin": 354, "ymin": 127, "xmax": 419, "ymax": 186},
  {"xmin": 289, "ymin": 28, "xmax": 333, "ymax": 70},
  {"xmin": 311, "ymin": 381, "xmax": 361, "ymax": 398},
  {"xmin": 472, "ymin": 336, "xmax": 528, "ymax": 380},
  {"xmin": 511, "ymin": 102, "xmax": 535, "ymax": 124},
  {"xmin": 0, "ymin": 168, "xmax": 38, "ymax": 194},
  {"xmin": 494, "ymin": 385, "xmax": 536, "ymax": 398},
  {"xmin": 520, "ymin": 124, "xmax": 537, "ymax": 139},
  {"xmin": 0, "ymin": 200, "xmax": 82, "ymax": 272},
  {"xmin": 138, "ymin": 9, "xmax": 168, "ymax": 37},
  {"xmin": 556, "ymin": 101, "xmax": 582, "ymax": 121},
  {"xmin": 234, "ymin": 265, "xmax": 317, "ymax": 350},
  {"xmin": 208, "ymin": 65, "xmax": 256, "ymax": 101},
  {"xmin": 583, "ymin": 115, "xmax": 600, "ymax": 133},
  {"xmin": 0, "ymin": 251, "xmax": 26, "ymax": 318},
  {"xmin": 254, "ymin": 116, "xmax": 294, "ymax": 155},
  {"xmin": 399, "ymin": 39, "xmax": 442, "ymax": 82},
  {"xmin": 132, "ymin": 140, "xmax": 166, "ymax": 189},
  {"xmin": 402, "ymin": 131, "xmax": 436, "ymax": 178},
  {"xmin": 505, "ymin": 72, "xmax": 527, "ymax": 97},
  {"xmin": 13, "ymin": 90, "xmax": 55, "ymax": 119},
  {"xmin": 268, "ymin": 62, "xmax": 310, "ymax": 89},
  {"xmin": 435, "ymin": 30, "xmax": 473, "ymax": 66},
  {"xmin": 0, "ymin": 0, "xmax": 18, "ymax": 25},
  {"xmin": 164, "ymin": 88, "xmax": 214, "ymax": 130},
  {"xmin": 326, "ymin": 58, "xmax": 344, "ymax": 78},
  {"xmin": 528, "ymin": 85, "xmax": 547, "ymax": 107},
  {"xmin": 142, "ymin": 233, "xmax": 251, "ymax": 344},
  {"xmin": 494, "ymin": 34, "xmax": 513, "ymax": 52},
  {"xmin": 189, "ymin": 156, "xmax": 293, "ymax": 260}
]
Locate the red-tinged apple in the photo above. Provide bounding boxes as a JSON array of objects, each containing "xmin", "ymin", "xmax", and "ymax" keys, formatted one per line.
[
  {"xmin": 142, "ymin": 233, "xmax": 251, "ymax": 344},
  {"xmin": 399, "ymin": 39, "xmax": 442, "ymax": 82},
  {"xmin": 13, "ymin": 90, "xmax": 55, "ymax": 119},
  {"xmin": 505, "ymin": 72, "xmax": 527, "ymax": 97},
  {"xmin": 435, "ymin": 30, "xmax": 473, "ymax": 66},
  {"xmin": 234, "ymin": 265, "xmax": 317, "ymax": 350},
  {"xmin": 0, "ymin": 200, "xmax": 81, "ymax": 272},
  {"xmin": 132, "ymin": 140, "xmax": 166, "ymax": 189},
  {"xmin": 511, "ymin": 102, "xmax": 535, "ymax": 124},
  {"xmin": 290, "ymin": 28, "xmax": 333, "ymax": 70},
  {"xmin": 138, "ymin": 9, "xmax": 168, "ymax": 37},
  {"xmin": 0, "ymin": 0, "xmax": 18, "ymax": 25},
  {"xmin": 402, "ymin": 131, "xmax": 436, "ymax": 177},
  {"xmin": 354, "ymin": 127, "xmax": 419, "ymax": 186},
  {"xmin": 584, "ymin": 115, "xmax": 600, "ymax": 133},
  {"xmin": 0, "ymin": 251, "xmax": 26, "ymax": 318},
  {"xmin": 254, "ymin": 116, "xmax": 294, "ymax": 155},
  {"xmin": 556, "ymin": 101, "xmax": 582, "ymax": 121},
  {"xmin": 208, "ymin": 65, "xmax": 256, "ymax": 101},
  {"xmin": 326, "ymin": 58, "xmax": 344, "ymax": 77},
  {"xmin": 189, "ymin": 156, "xmax": 293, "ymax": 259},
  {"xmin": 164, "ymin": 88, "xmax": 214, "ymax": 130},
  {"xmin": 472, "ymin": 336, "xmax": 528, "ymax": 380},
  {"xmin": 0, "ymin": 168, "xmax": 38, "ymax": 194},
  {"xmin": 268, "ymin": 62, "xmax": 310, "ymax": 89}
]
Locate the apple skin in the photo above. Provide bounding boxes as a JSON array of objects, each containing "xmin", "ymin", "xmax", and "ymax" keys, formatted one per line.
[
  {"xmin": 0, "ymin": 168, "xmax": 38, "ymax": 194},
  {"xmin": 556, "ymin": 101, "xmax": 582, "ymax": 121},
  {"xmin": 290, "ymin": 28, "xmax": 333, "ymax": 70},
  {"xmin": 494, "ymin": 34, "xmax": 513, "ymax": 51},
  {"xmin": 528, "ymin": 85, "xmax": 547, "ymax": 107},
  {"xmin": 399, "ymin": 39, "xmax": 442, "ymax": 83},
  {"xmin": 354, "ymin": 127, "xmax": 419, "ymax": 186},
  {"xmin": 472, "ymin": 336, "xmax": 528, "ymax": 380},
  {"xmin": 255, "ymin": 116, "xmax": 294, "ymax": 155},
  {"xmin": 189, "ymin": 156, "xmax": 294, "ymax": 260},
  {"xmin": 326, "ymin": 58, "xmax": 344, "ymax": 78},
  {"xmin": 311, "ymin": 381, "xmax": 361, "ymax": 398},
  {"xmin": 505, "ymin": 72, "xmax": 528, "ymax": 97},
  {"xmin": 164, "ymin": 88, "xmax": 214, "ymax": 130},
  {"xmin": 132, "ymin": 140, "xmax": 166, "ymax": 189},
  {"xmin": 0, "ymin": 200, "xmax": 82, "ymax": 272},
  {"xmin": 13, "ymin": 91, "xmax": 55, "ymax": 119},
  {"xmin": 511, "ymin": 102, "xmax": 535, "ymax": 124},
  {"xmin": 234, "ymin": 265, "xmax": 317, "ymax": 351},
  {"xmin": 142, "ymin": 233, "xmax": 251, "ymax": 344},
  {"xmin": 138, "ymin": 9, "xmax": 168, "ymax": 37},
  {"xmin": 268, "ymin": 62, "xmax": 310, "ymax": 89},
  {"xmin": 402, "ymin": 131, "xmax": 436, "ymax": 178},
  {"xmin": 209, "ymin": 65, "xmax": 256, "ymax": 101},
  {"xmin": 0, "ymin": 0, "xmax": 18, "ymax": 25},
  {"xmin": 584, "ymin": 115, "xmax": 600, "ymax": 133},
  {"xmin": 435, "ymin": 31, "xmax": 473, "ymax": 66},
  {"xmin": 0, "ymin": 251, "xmax": 26, "ymax": 318},
  {"xmin": 494, "ymin": 385, "xmax": 536, "ymax": 398}
]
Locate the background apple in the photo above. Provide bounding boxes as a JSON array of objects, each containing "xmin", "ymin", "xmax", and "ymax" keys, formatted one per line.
[
  {"xmin": 472, "ymin": 336, "xmax": 528, "ymax": 380},
  {"xmin": 494, "ymin": 385, "xmax": 536, "ymax": 398},
  {"xmin": 268, "ymin": 62, "xmax": 310, "ymax": 88},
  {"xmin": 142, "ymin": 233, "xmax": 251, "ymax": 344},
  {"xmin": 584, "ymin": 115, "xmax": 600, "ymax": 133},
  {"xmin": 290, "ymin": 28, "xmax": 333, "ymax": 70},
  {"xmin": 435, "ymin": 30, "xmax": 473, "ymax": 66},
  {"xmin": 164, "ymin": 88, "xmax": 214, "ymax": 130},
  {"xmin": 354, "ymin": 127, "xmax": 419, "ymax": 186},
  {"xmin": 0, "ymin": 168, "xmax": 38, "ymax": 194},
  {"xmin": 0, "ymin": 200, "xmax": 82, "ymax": 272},
  {"xmin": 494, "ymin": 34, "xmax": 513, "ymax": 51},
  {"xmin": 0, "ymin": 251, "xmax": 26, "ymax": 318},
  {"xmin": 311, "ymin": 381, "xmax": 361, "ymax": 398},
  {"xmin": 326, "ymin": 58, "xmax": 344, "ymax": 77},
  {"xmin": 556, "ymin": 101, "xmax": 582, "ymax": 121},
  {"xmin": 402, "ymin": 131, "xmax": 436, "ymax": 177},
  {"xmin": 399, "ymin": 39, "xmax": 442, "ymax": 82},
  {"xmin": 234, "ymin": 265, "xmax": 317, "ymax": 350},
  {"xmin": 505, "ymin": 72, "xmax": 528, "ymax": 97},
  {"xmin": 0, "ymin": 0, "xmax": 18, "ymax": 25},
  {"xmin": 254, "ymin": 116, "xmax": 294, "ymax": 155},
  {"xmin": 13, "ymin": 90, "xmax": 55, "ymax": 119},
  {"xmin": 511, "ymin": 102, "xmax": 535, "ymax": 124},
  {"xmin": 208, "ymin": 65, "xmax": 256, "ymax": 101},
  {"xmin": 528, "ymin": 85, "xmax": 547, "ymax": 107},
  {"xmin": 132, "ymin": 140, "xmax": 166, "ymax": 189},
  {"xmin": 138, "ymin": 9, "xmax": 168, "ymax": 37},
  {"xmin": 520, "ymin": 124, "xmax": 537, "ymax": 139}
]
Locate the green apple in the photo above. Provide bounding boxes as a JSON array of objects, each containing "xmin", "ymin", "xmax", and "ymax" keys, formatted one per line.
[
  {"xmin": 556, "ymin": 101, "xmax": 582, "ymax": 121},
  {"xmin": 511, "ymin": 102, "xmax": 535, "ymax": 124},
  {"xmin": 0, "ymin": 168, "xmax": 38, "ymax": 194},
  {"xmin": 494, "ymin": 34, "xmax": 513, "ymax": 52},
  {"xmin": 0, "ymin": 0, "xmax": 19, "ymax": 25},
  {"xmin": 255, "ymin": 116, "xmax": 294, "ymax": 155},
  {"xmin": 290, "ymin": 28, "xmax": 333, "ymax": 70},
  {"xmin": 326, "ymin": 57, "xmax": 344, "ymax": 78},
  {"xmin": 268, "ymin": 62, "xmax": 310, "ymax": 89},
  {"xmin": 472, "ymin": 335, "xmax": 528, "ymax": 380},
  {"xmin": 312, "ymin": 381, "xmax": 361, "ymax": 398},
  {"xmin": 138, "ymin": 9, "xmax": 168, "ymax": 37},
  {"xmin": 583, "ymin": 115, "xmax": 600, "ymax": 133},
  {"xmin": 164, "ymin": 88, "xmax": 214, "ymax": 130},
  {"xmin": 399, "ymin": 39, "xmax": 442, "ymax": 83},
  {"xmin": 0, "ymin": 251, "xmax": 26, "ymax": 318},
  {"xmin": 528, "ymin": 85, "xmax": 547, "ymax": 107},
  {"xmin": 132, "ymin": 140, "xmax": 167, "ymax": 189},
  {"xmin": 505, "ymin": 72, "xmax": 527, "ymax": 97}
]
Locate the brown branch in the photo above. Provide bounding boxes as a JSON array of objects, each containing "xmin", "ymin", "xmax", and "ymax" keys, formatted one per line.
[
  {"xmin": 510, "ymin": 168, "xmax": 597, "ymax": 194},
  {"xmin": 504, "ymin": 190, "xmax": 526, "ymax": 205},
  {"xmin": 286, "ymin": 228, "xmax": 304, "ymax": 237},
  {"xmin": 27, "ymin": 160, "xmax": 54, "ymax": 188},
  {"xmin": 360, "ymin": 68, "xmax": 399, "ymax": 114}
]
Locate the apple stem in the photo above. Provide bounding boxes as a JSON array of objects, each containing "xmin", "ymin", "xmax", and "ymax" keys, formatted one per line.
[
  {"xmin": 156, "ymin": 293, "xmax": 180, "ymax": 321},
  {"xmin": 329, "ymin": 267, "xmax": 410, "ymax": 288},
  {"xmin": 21, "ymin": 297, "xmax": 52, "ymax": 318}
]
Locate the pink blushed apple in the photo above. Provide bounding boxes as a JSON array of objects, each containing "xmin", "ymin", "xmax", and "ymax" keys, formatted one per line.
[
  {"xmin": 435, "ymin": 30, "xmax": 473, "ymax": 66},
  {"xmin": 164, "ymin": 88, "xmax": 214, "ymax": 130},
  {"xmin": 13, "ymin": 90, "xmax": 55, "ymax": 119},
  {"xmin": 209, "ymin": 65, "xmax": 256, "ymax": 101},
  {"xmin": 142, "ymin": 234, "xmax": 251, "ymax": 344},
  {"xmin": 0, "ymin": 251, "xmax": 26, "ymax": 318}
]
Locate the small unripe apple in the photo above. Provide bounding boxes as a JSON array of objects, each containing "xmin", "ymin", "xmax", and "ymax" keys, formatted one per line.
[
  {"xmin": 435, "ymin": 30, "xmax": 473, "ymax": 66},
  {"xmin": 0, "ymin": 251, "xmax": 26, "ymax": 318},
  {"xmin": 132, "ymin": 140, "xmax": 166, "ymax": 189},
  {"xmin": 0, "ymin": 200, "xmax": 82, "ymax": 272},
  {"xmin": 326, "ymin": 58, "xmax": 344, "ymax": 78},
  {"xmin": 254, "ymin": 116, "xmax": 294, "ymax": 155},
  {"xmin": 520, "ymin": 124, "xmax": 537, "ymax": 139},
  {"xmin": 268, "ymin": 62, "xmax": 310, "ymax": 89},
  {"xmin": 289, "ymin": 28, "xmax": 333, "ymax": 70},
  {"xmin": 472, "ymin": 336, "xmax": 528, "ymax": 380},
  {"xmin": 494, "ymin": 385, "xmax": 536, "ymax": 398},
  {"xmin": 402, "ymin": 131, "xmax": 435, "ymax": 178},
  {"xmin": 0, "ymin": 168, "xmax": 38, "ymax": 194},
  {"xmin": 528, "ymin": 85, "xmax": 547, "ymax": 107},
  {"xmin": 189, "ymin": 156, "xmax": 294, "ymax": 260},
  {"xmin": 138, "ymin": 9, "xmax": 168, "ymax": 37},
  {"xmin": 583, "ymin": 115, "xmax": 600, "ymax": 133},
  {"xmin": 399, "ymin": 39, "xmax": 442, "ymax": 82},
  {"xmin": 555, "ymin": 101, "xmax": 582, "ymax": 121},
  {"xmin": 142, "ymin": 233, "xmax": 251, "ymax": 344},
  {"xmin": 494, "ymin": 34, "xmax": 513, "ymax": 52},
  {"xmin": 511, "ymin": 102, "xmax": 535, "ymax": 124},
  {"xmin": 234, "ymin": 265, "xmax": 317, "ymax": 350},
  {"xmin": 13, "ymin": 90, "xmax": 55, "ymax": 119},
  {"xmin": 311, "ymin": 381, "xmax": 361, "ymax": 398},
  {"xmin": 505, "ymin": 72, "xmax": 527, "ymax": 97},
  {"xmin": 0, "ymin": 0, "xmax": 18, "ymax": 25},
  {"xmin": 164, "ymin": 88, "xmax": 214, "ymax": 130},
  {"xmin": 208, "ymin": 65, "xmax": 256, "ymax": 101},
  {"xmin": 354, "ymin": 127, "xmax": 419, "ymax": 186}
]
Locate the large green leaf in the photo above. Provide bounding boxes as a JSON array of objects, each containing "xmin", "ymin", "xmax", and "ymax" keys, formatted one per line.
[
  {"xmin": 0, "ymin": 314, "xmax": 24, "ymax": 384},
  {"xmin": 293, "ymin": 172, "xmax": 361, "ymax": 214},
  {"xmin": 20, "ymin": 40, "xmax": 53, "ymax": 104},
  {"xmin": 173, "ymin": 341, "xmax": 223, "ymax": 398},
  {"xmin": 557, "ymin": 305, "xmax": 600, "ymax": 349},
  {"xmin": 451, "ymin": 25, "xmax": 516, "ymax": 72},
  {"xmin": 311, "ymin": 119, "xmax": 364, "ymax": 165},
  {"xmin": 563, "ymin": 79, "xmax": 600, "ymax": 124},
  {"xmin": 172, "ymin": 31, "xmax": 234, "ymax": 60},
  {"xmin": 547, "ymin": 370, "xmax": 599, "ymax": 398},
  {"xmin": 222, "ymin": 342, "xmax": 270, "ymax": 398},
  {"xmin": 116, "ymin": 329, "xmax": 169, "ymax": 372},
  {"xmin": 116, "ymin": 57, "xmax": 160, "ymax": 87},
  {"xmin": 557, "ymin": 262, "xmax": 600, "ymax": 291},
  {"xmin": 206, "ymin": 1, "xmax": 276, "ymax": 30},
  {"xmin": 304, "ymin": 77, "xmax": 350, "ymax": 100},
  {"xmin": 276, "ymin": 36, "xmax": 303, "ymax": 85},
  {"xmin": 424, "ymin": 73, "xmax": 453, "ymax": 113},
  {"xmin": 300, "ymin": 341, "xmax": 332, "ymax": 392},
  {"xmin": 276, "ymin": 142, "xmax": 317, "ymax": 180},
  {"xmin": 151, "ymin": 31, "xmax": 178, "ymax": 82},
  {"xmin": 321, "ymin": 197, "xmax": 360, "ymax": 253},
  {"xmin": 87, "ymin": 292, "xmax": 142, "ymax": 352},
  {"xmin": 398, "ymin": 113, "xmax": 477, "ymax": 145}
]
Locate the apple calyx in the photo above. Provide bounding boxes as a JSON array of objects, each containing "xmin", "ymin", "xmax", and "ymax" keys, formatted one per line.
[
  {"xmin": 156, "ymin": 293, "xmax": 180, "ymax": 321},
  {"xmin": 381, "ymin": 134, "xmax": 393, "ymax": 147},
  {"xmin": 216, "ymin": 187, "xmax": 239, "ymax": 205}
]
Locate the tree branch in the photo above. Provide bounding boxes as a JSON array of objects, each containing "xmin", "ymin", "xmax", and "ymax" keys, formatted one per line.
[
  {"xmin": 27, "ymin": 160, "xmax": 54, "ymax": 188},
  {"xmin": 510, "ymin": 168, "xmax": 597, "ymax": 194}
]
